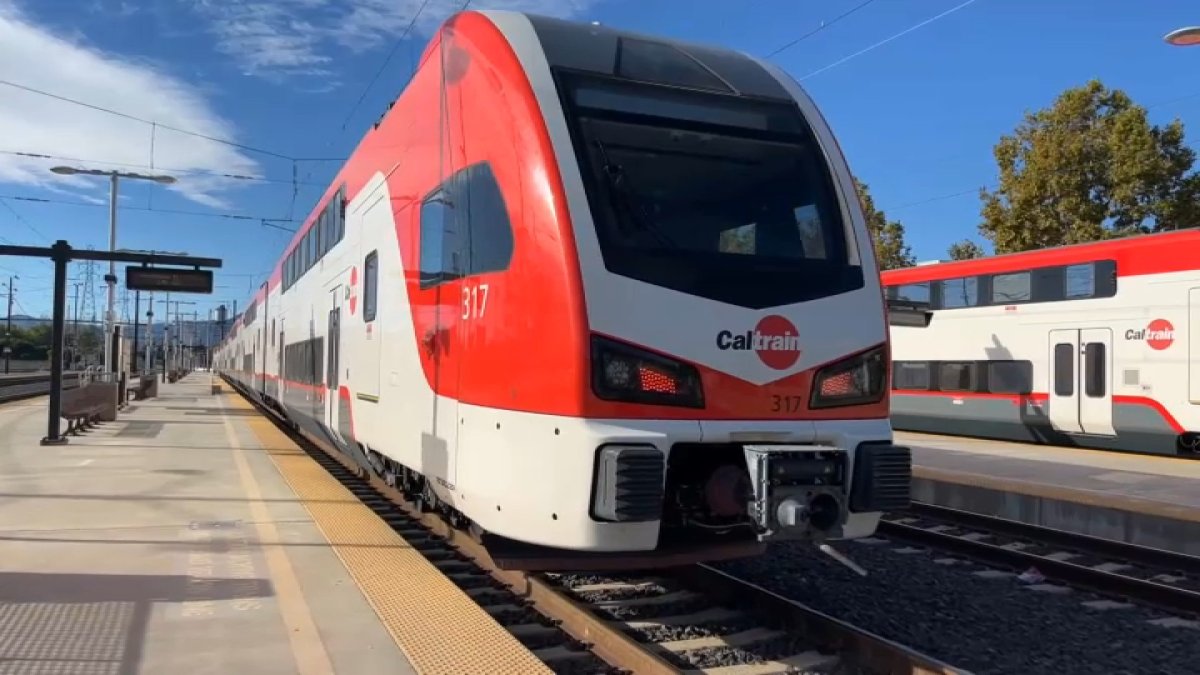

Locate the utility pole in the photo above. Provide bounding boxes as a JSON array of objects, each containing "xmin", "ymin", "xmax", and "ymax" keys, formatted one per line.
[{"xmin": 3, "ymin": 275, "xmax": 15, "ymax": 374}]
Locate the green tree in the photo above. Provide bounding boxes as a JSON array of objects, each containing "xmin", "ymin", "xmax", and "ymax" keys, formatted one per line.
[
  {"xmin": 979, "ymin": 79, "xmax": 1200, "ymax": 253},
  {"xmin": 947, "ymin": 239, "xmax": 986, "ymax": 260},
  {"xmin": 856, "ymin": 178, "xmax": 914, "ymax": 270}
]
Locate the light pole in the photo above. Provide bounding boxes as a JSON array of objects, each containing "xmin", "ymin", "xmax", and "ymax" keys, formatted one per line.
[
  {"xmin": 1165, "ymin": 26, "xmax": 1200, "ymax": 46},
  {"xmin": 48, "ymin": 166, "xmax": 176, "ymax": 377},
  {"xmin": 3, "ymin": 275, "xmax": 16, "ymax": 374}
]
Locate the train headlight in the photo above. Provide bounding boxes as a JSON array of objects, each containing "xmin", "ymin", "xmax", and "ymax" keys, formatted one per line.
[
  {"xmin": 809, "ymin": 344, "xmax": 886, "ymax": 409},
  {"xmin": 590, "ymin": 334, "xmax": 705, "ymax": 408}
]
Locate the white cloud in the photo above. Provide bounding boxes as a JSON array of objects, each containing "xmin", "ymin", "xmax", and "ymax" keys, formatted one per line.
[
  {"xmin": 0, "ymin": 2, "xmax": 261, "ymax": 210},
  {"xmin": 190, "ymin": 0, "xmax": 603, "ymax": 81}
]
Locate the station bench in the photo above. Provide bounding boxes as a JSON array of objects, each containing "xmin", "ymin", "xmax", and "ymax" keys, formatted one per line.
[
  {"xmin": 128, "ymin": 374, "xmax": 158, "ymax": 401},
  {"xmin": 61, "ymin": 383, "xmax": 111, "ymax": 435}
]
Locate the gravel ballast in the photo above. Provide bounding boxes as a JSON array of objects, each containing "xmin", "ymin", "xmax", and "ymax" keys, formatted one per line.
[{"xmin": 714, "ymin": 538, "xmax": 1198, "ymax": 675}]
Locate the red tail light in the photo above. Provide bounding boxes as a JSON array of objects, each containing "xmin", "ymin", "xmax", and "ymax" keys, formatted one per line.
[
  {"xmin": 591, "ymin": 335, "xmax": 704, "ymax": 408},
  {"xmin": 810, "ymin": 345, "xmax": 887, "ymax": 409}
]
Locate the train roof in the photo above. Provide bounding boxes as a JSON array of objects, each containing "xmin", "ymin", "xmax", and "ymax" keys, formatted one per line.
[{"xmin": 881, "ymin": 228, "xmax": 1200, "ymax": 285}]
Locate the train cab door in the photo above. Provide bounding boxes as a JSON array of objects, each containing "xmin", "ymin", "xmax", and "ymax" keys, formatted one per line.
[
  {"xmin": 1048, "ymin": 329, "xmax": 1115, "ymax": 436},
  {"xmin": 418, "ymin": 190, "xmax": 461, "ymax": 491}
]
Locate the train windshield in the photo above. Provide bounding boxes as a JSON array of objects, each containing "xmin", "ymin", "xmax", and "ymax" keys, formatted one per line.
[{"xmin": 561, "ymin": 75, "xmax": 864, "ymax": 309}]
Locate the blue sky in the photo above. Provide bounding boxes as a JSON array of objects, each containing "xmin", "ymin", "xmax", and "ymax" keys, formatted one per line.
[{"xmin": 1, "ymin": 0, "xmax": 1199, "ymax": 320}]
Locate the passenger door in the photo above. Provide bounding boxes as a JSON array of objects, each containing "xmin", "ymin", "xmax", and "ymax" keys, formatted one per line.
[
  {"xmin": 325, "ymin": 286, "xmax": 343, "ymax": 443},
  {"xmin": 1048, "ymin": 329, "xmax": 1114, "ymax": 436},
  {"xmin": 1189, "ymin": 288, "xmax": 1200, "ymax": 403}
]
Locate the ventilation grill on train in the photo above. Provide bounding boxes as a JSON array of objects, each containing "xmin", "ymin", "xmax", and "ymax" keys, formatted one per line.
[
  {"xmin": 848, "ymin": 443, "xmax": 912, "ymax": 513},
  {"xmin": 591, "ymin": 445, "xmax": 664, "ymax": 522}
]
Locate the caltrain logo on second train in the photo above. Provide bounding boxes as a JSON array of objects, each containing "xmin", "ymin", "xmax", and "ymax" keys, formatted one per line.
[
  {"xmin": 1126, "ymin": 318, "xmax": 1174, "ymax": 350},
  {"xmin": 716, "ymin": 315, "xmax": 802, "ymax": 369}
]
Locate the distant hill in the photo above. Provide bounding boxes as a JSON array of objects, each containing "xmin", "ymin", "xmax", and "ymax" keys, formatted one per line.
[{"xmin": 2, "ymin": 315, "xmax": 231, "ymax": 347}]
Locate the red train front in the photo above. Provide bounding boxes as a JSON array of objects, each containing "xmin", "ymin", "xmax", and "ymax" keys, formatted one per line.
[{"xmin": 215, "ymin": 10, "xmax": 911, "ymax": 570}]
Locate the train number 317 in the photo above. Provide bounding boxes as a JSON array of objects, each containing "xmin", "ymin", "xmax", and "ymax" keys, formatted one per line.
[
  {"xmin": 770, "ymin": 395, "xmax": 804, "ymax": 413},
  {"xmin": 462, "ymin": 283, "xmax": 490, "ymax": 320}
]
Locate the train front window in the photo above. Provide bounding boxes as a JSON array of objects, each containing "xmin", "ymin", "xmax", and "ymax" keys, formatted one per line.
[{"xmin": 561, "ymin": 75, "xmax": 863, "ymax": 309}]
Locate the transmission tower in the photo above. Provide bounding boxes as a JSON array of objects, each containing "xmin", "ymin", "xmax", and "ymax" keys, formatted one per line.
[{"xmin": 80, "ymin": 258, "xmax": 98, "ymax": 325}]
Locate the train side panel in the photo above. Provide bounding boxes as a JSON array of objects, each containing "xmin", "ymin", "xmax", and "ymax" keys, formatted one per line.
[{"xmin": 887, "ymin": 240, "xmax": 1200, "ymax": 456}]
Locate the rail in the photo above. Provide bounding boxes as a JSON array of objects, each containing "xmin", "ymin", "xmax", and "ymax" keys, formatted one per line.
[
  {"xmin": 225, "ymin": 375, "xmax": 966, "ymax": 675},
  {"xmin": 0, "ymin": 372, "xmax": 83, "ymax": 404},
  {"xmin": 879, "ymin": 502, "xmax": 1200, "ymax": 617}
]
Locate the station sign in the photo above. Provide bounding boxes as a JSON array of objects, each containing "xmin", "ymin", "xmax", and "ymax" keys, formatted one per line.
[{"xmin": 125, "ymin": 266, "xmax": 214, "ymax": 294}]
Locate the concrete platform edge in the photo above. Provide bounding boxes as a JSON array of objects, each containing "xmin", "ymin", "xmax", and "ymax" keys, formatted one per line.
[{"xmin": 912, "ymin": 470, "xmax": 1200, "ymax": 557}]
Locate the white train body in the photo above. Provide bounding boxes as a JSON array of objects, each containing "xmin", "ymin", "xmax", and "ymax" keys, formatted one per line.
[
  {"xmin": 884, "ymin": 229, "xmax": 1200, "ymax": 457},
  {"xmin": 215, "ymin": 10, "xmax": 910, "ymax": 570}
]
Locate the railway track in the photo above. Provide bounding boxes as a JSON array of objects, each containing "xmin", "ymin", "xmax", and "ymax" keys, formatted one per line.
[
  {"xmin": 0, "ymin": 372, "xmax": 81, "ymax": 404},
  {"xmin": 878, "ymin": 502, "xmax": 1200, "ymax": 617},
  {"xmin": 230, "ymin": 379, "xmax": 964, "ymax": 675}
]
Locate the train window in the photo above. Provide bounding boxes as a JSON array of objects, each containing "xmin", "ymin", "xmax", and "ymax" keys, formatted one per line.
[
  {"xmin": 419, "ymin": 193, "xmax": 449, "ymax": 288},
  {"xmin": 1053, "ymin": 343, "xmax": 1074, "ymax": 396},
  {"xmin": 895, "ymin": 283, "xmax": 930, "ymax": 304},
  {"xmin": 561, "ymin": 76, "xmax": 859, "ymax": 310},
  {"xmin": 937, "ymin": 362, "xmax": 976, "ymax": 392},
  {"xmin": 940, "ymin": 277, "xmax": 977, "ymax": 309},
  {"xmin": 1065, "ymin": 264, "xmax": 1094, "ymax": 299},
  {"xmin": 987, "ymin": 360, "xmax": 1032, "ymax": 394},
  {"xmin": 793, "ymin": 204, "xmax": 827, "ymax": 258},
  {"xmin": 459, "ymin": 162, "xmax": 514, "ymax": 276},
  {"xmin": 363, "ymin": 250, "xmax": 378, "ymax": 322},
  {"xmin": 1084, "ymin": 342, "xmax": 1106, "ymax": 397},
  {"xmin": 991, "ymin": 272, "xmax": 1030, "ymax": 303},
  {"xmin": 893, "ymin": 361, "xmax": 930, "ymax": 390}
]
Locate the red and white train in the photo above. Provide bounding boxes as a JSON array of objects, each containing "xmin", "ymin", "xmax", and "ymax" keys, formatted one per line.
[
  {"xmin": 884, "ymin": 229, "xmax": 1200, "ymax": 458},
  {"xmin": 215, "ymin": 10, "xmax": 911, "ymax": 570}
]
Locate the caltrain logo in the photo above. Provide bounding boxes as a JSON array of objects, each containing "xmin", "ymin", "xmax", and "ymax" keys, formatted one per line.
[
  {"xmin": 716, "ymin": 315, "xmax": 802, "ymax": 369},
  {"xmin": 1126, "ymin": 319, "xmax": 1174, "ymax": 350}
]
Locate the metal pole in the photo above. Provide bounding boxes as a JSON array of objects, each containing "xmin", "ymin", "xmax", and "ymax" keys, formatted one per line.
[
  {"xmin": 4, "ymin": 276, "xmax": 13, "ymax": 375},
  {"xmin": 42, "ymin": 241, "xmax": 70, "ymax": 446},
  {"xmin": 145, "ymin": 300, "xmax": 154, "ymax": 373},
  {"xmin": 104, "ymin": 173, "xmax": 118, "ymax": 375},
  {"xmin": 131, "ymin": 290, "xmax": 140, "ymax": 374}
]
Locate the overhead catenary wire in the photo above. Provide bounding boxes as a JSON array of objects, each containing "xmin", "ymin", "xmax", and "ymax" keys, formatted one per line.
[
  {"xmin": 0, "ymin": 149, "xmax": 328, "ymax": 188},
  {"xmin": 798, "ymin": 0, "xmax": 983, "ymax": 81},
  {"xmin": 0, "ymin": 194, "xmax": 297, "ymax": 230},
  {"xmin": 0, "ymin": 78, "xmax": 296, "ymax": 161},
  {"xmin": 763, "ymin": 0, "xmax": 879, "ymax": 58}
]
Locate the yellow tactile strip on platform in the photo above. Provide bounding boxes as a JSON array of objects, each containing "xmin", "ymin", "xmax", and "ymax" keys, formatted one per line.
[{"xmin": 228, "ymin": 392, "xmax": 553, "ymax": 675}]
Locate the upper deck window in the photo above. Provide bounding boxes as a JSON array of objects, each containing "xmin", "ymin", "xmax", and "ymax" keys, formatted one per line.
[
  {"xmin": 991, "ymin": 271, "xmax": 1030, "ymax": 303},
  {"xmin": 895, "ymin": 283, "xmax": 929, "ymax": 304},
  {"xmin": 1065, "ymin": 263, "xmax": 1094, "ymax": 299},
  {"xmin": 940, "ymin": 277, "xmax": 977, "ymax": 308},
  {"xmin": 559, "ymin": 73, "xmax": 861, "ymax": 310}
]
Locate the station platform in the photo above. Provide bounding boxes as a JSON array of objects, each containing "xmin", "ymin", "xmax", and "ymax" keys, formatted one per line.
[
  {"xmin": 0, "ymin": 376, "xmax": 549, "ymax": 675},
  {"xmin": 898, "ymin": 430, "xmax": 1200, "ymax": 556}
]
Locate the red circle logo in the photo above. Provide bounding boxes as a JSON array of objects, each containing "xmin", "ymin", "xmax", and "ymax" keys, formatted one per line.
[
  {"xmin": 754, "ymin": 315, "xmax": 802, "ymax": 369},
  {"xmin": 1147, "ymin": 319, "xmax": 1174, "ymax": 350}
]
